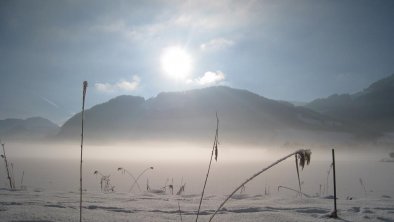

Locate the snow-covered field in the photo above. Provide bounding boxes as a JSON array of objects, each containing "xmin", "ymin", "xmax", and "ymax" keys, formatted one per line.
[
  {"xmin": 1, "ymin": 189, "xmax": 394, "ymax": 221},
  {"xmin": 2, "ymin": 144, "xmax": 394, "ymax": 221}
]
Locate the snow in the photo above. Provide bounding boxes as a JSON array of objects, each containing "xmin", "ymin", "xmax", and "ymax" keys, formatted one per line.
[
  {"xmin": 2, "ymin": 145, "xmax": 394, "ymax": 221},
  {"xmin": 1, "ymin": 189, "xmax": 394, "ymax": 221}
]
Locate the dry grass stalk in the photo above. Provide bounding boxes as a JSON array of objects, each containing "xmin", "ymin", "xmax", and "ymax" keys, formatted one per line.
[
  {"xmin": 208, "ymin": 149, "xmax": 311, "ymax": 222},
  {"xmin": 295, "ymin": 155, "xmax": 301, "ymax": 196},
  {"xmin": 1, "ymin": 140, "xmax": 15, "ymax": 190},
  {"xmin": 176, "ymin": 177, "xmax": 186, "ymax": 195},
  {"xmin": 277, "ymin": 185, "xmax": 311, "ymax": 198},
  {"xmin": 324, "ymin": 163, "xmax": 333, "ymax": 195},
  {"xmin": 128, "ymin": 166, "xmax": 154, "ymax": 193},
  {"xmin": 80, "ymin": 81, "xmax": 88, "ymax": 222},
  {"xmin": 93, "ymin": 170, "xmax": 115, "ymax": 193},
  {"xmin": 176, "ymin": 184, "xmax": 186, "ymax": 195},
  {"xmin": 178, "ymin": 201, "xmax": 183, "ymax": 222},
  {"xmin": 195, "ymin": 113, "xmax": 219, "ymax": 222},
  {"xmin": 359, "ymin": 178, "xmax": 367, "ymax": 197},
  {"xmin": 117, "ymin": 167, "xmax": 142, "ymax": 193}
]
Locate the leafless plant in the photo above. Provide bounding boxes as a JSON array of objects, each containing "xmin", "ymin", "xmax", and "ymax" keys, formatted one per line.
[
  {"xmin": 196, "ymin": 113, "xmax": 219, "ymax": 222},
  {"xmin": 277, "ymin": 185, "xmax": 311, "ymax": 198},
  {"xmin": 176, "ymin": 177, "xmax": 186, "ymax": 195},
  {"xmin": 128, "ymin": 166, "xmax": 154, "ymax": 193},
  {"xmin": 264, "ymin": 185, "xmax": 271, "ymax": 196},
  {"xmin": 176, "ymin": 184, "xmax": 186, "ymax": 195},
  {"xmin": 240, "ymin": 185, "xmax": 246, "ymax": 194},
  {"xmin": 325, "ymin": 163, "xmax": 333, "ymax": 196},
  {"xmin": 1, "ymin": 140, "xmax": 15, "ymax": 190},
  {"xmin": 208, "ymin": 149, "xmax": 311, "ymax": 222},
  {"xmin": 178, "ymin": 201, "xmax": 183, "ymax": 222},
  {"xmin": 93, "ymin": 170, "xmax": 115, "ymax": 193},
  {"xmin": 80, "ymin": 81, "xmax": 88, "ymax": 222},
  {"xmin": 117, "ymin": 167, "xmax": 142, "ymax": 193},
  {"xmin": 359, "ymin": 178, "xmax": 367, "ymax": 197}
]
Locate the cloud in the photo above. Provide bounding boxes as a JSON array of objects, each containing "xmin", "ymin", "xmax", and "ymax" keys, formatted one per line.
[
  {"xmin": 200, "ymin": 38, "xmax": 234, "ymax": 51},
  {"xmin": 95, "ymin": 75, "xmax": 140, "ymax": 93},
  {"xmin": 190, "ymin": 71, "xmax": 226, "ymax": 85},
  {"xmin": 90, "ymin": 0, "xmax": 260, "ymax": 42}
]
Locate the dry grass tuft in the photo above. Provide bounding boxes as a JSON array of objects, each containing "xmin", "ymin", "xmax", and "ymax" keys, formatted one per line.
[
  {"xmin": 208, "ymin": 149, "xmax": 312, "ymax": 222},
  {"xmin": 93, "ymin": 170, "xmax": 115, "ymax": 193}
]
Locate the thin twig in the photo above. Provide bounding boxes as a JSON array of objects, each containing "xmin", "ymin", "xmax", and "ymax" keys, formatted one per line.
[
  {"xmin": 178, "ymin": 201, "xmax": 183, "ymax": 222},
  {"xmin": 208, "ymin": 149, "xmax": 311, "ymax": 222},
  {"xmin": 277, "ymin": 185, "xmax": 311, "ymax": 198},
  {"xmin": 295, "ymin": 155, "xmax": 302, "ymax": 196},
  {"xmin": 129, "ymin": 167, "xmax": 154, "ymax": 193},
  {"xmin": 195, "ymin": 113, "xmax": 219, "ymax": 222},
  {"xmin": 1, "ymin": 140, "xmax": 14, "ymax": 189}
]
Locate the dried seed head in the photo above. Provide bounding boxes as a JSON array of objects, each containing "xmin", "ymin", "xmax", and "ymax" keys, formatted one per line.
[
  {"xmin": 117, "ymin": 167, "xmax": 123, "ymax": 171},
  {"xmin": 150, "ymin": 167, "xmax": 154, "ymax": 170},
  {"xmin": 297, "ymin": 149, "xmax": 312, "ymax": 170},
  {"xmin": 93, "ymin": 170, "xmax": 99, "ymax": 175},
  {"xmin": 1, "ymin": 155, "xmax": 4, "ymax": 158},
  {"xmin": 214, "ymin": 144, "xmax": 218, "ymax": 161}
]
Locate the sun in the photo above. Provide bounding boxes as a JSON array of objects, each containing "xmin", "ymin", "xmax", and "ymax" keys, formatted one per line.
[{"xmin": 161, "ymin": 46, "xmax": 192, "ymax": 80}]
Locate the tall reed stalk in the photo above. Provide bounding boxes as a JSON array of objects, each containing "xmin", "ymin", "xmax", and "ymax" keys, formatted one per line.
[
  {"xmin": 208, "ymin": 149, "xmax": 311, "ymax": 222},
  {"xmin": 196, "ymin": 113, "xmax": 219, "ymax": 222},
  {"xmin": 80, "ymin": 81, "xmax": 88, "ymax": 222},
  {"xmin": 1, "ymin": 140, "xmax": 14, "ymax": 189}
]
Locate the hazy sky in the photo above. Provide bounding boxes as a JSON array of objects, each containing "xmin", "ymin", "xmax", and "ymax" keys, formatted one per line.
[{"xmin": 1, "ymin": 0, "xmax": 394, "ymax": 123}]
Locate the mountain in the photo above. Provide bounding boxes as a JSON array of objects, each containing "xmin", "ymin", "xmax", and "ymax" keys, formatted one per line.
[
  {"xmin": 0, "ymin": 117, "xmax": 60, "ymax": 141},
  {"xmin": 57, "ymin": 86, "xmax": 350, "ymax": 145},
  {"xmin": 306, "ymin": 73, "xmax": 394, "ymax": 133}
]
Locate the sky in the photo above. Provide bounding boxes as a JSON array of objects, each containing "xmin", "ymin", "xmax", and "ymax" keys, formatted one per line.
[{"xmin": 1, "ymin": 0, "xmax": 394, "ymax": 124}]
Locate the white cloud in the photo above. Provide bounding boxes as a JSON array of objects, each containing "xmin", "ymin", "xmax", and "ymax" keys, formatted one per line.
[
  {"xmin": 95, "ymin": 75, "xmax": 140, "ymax": 93},
  {"xmin": 191, "ymin": 71, "xmax": 226, "ymax": 85},
  {"xmin": 95, "ymin": 83, "xmax": 114, "ymax": 93},
  {"xmin": 200, "ymin": 38, "xmax": 234, "ymax": 51},
  {"xmin": 90, "ymin": 0, "xmax": 260, "ymax": 42}
]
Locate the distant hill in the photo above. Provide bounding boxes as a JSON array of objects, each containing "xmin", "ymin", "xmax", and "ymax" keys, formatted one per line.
[
  {"xmin": 306, "ymin": 73, "xmax": 394, "ymax": 133},
  {"xmin": 57, "ymin": 86, "xmax": 351, "ymax": 145},
  {"xmin": 0, "ymin": 117, "xmax": 60, "ymax": 141}
]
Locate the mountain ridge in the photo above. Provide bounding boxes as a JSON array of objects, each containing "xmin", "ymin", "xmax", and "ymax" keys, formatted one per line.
[
  {"xmin": 306, "ymin": 73, "xmax": 394, "ymax": 132},
  {"xmin": 56, "ymin": 86, "xmax": 351, "ymax": 145},
  {"xmin": 0, "ymin": 117, "xmax": 60, "ymax": 141}
]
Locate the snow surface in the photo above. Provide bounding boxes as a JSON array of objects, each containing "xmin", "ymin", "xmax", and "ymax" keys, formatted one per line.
[{"xmin": 1, "ymin": 189, "xmax": 394, "ymax": 222}]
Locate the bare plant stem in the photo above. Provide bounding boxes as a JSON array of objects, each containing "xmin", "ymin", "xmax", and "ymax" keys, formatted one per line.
[
  {"xmin": 325, "ymin": 163, "xmax": 333, "ymax": 196},
  {"xmin": 330, "ymin": 148, "xmax": 338, "ymax": 218},
  {"xmin": 295, "ymin": 155, "xmax": 302, "ymax": 196},
  {"xmin": 178, "ymin": 201, "xmax": 183, "ymax": 222},
  {"xmin": 10, "ymin": 163, "xmax": 16, "ymax": 188},
  {"xmin": 277, "ymin": 185, "xmax": 311, "ymax": 198},
  {"xmin": 1, "ymin": 141, "xmax": 14, "ymax": 189},
  {"xmin": 195, "ymin": 114, "xmax": 219, "ymax": 222},
  {"xmin": 118, "ymin": 168, "xmax": 142, "ymax": 192},
  {"xmin": 80, "ymin": 81, "xmax": 88, "ymax": 222},
  {"xmin": 208, "ymin": 149, "xmax": 311, "ymax": 222},
  {"xmin": 21, "ymin": 171, "xmax": 24, "ymax": 188},
  {"xmin": 129, "ymin": 167, "xmax": 154, "ymax": 193}
]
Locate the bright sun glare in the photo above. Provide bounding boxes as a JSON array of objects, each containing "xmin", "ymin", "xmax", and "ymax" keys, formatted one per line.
[{"xmin": 161, "ymin": 46, "xmax": 192, "ymax": 80}]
